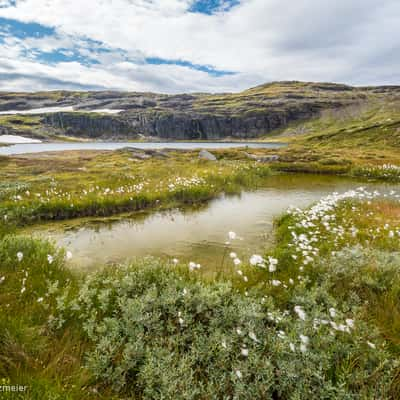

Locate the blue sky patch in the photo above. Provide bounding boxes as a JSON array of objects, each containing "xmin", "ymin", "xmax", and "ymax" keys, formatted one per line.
[
  {"xmin": 30, "ymin": 48, "xmax": 101, "ymax": 66},
  {"xmin": 189, "ymin": 0, "xmax": 240, "ymax": 15},
  {"xmin": 0, "ymin": 17, "xmax": 55, "ymax": 39},
  {"xmin": 146, "ymin": 57, "xmax": 236, "ymax": 76}
]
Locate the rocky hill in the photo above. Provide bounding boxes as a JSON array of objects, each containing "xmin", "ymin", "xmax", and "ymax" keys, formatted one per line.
[{"xmin": 1, "ymin": 81, "xmax": 399, "ymax": 140}]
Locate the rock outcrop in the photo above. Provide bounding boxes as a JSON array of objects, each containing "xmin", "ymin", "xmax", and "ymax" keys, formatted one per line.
[
  {"xmin": 1, "ymin": 81, "xmax": 399, "ymax": 140},
  {"xmin": 199, "ymin": 150, "xmax": 217, "ymax": 161}
]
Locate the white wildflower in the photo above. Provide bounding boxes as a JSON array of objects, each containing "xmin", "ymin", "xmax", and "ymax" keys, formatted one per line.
[
  {"xmin": 228, "ymin": 231, "xmax": 237, "ymax": 240},
  {"xmin": 250, "ymin": 254, "xmax": 264, "ymax": 266},
  {"xmin": 345, "ymin": 319, "xmax": 354, "ymax": 329},
  {"xmin": 249, "ymin": 331, "xmax": 260, "ymax": 343},
  {"xmin": 241, "ymin": 348, "xmax": 249, "ymax": 357},
  {"xmin": 294, "ymin": 306, "xmax": 307, "ymax": 321}
]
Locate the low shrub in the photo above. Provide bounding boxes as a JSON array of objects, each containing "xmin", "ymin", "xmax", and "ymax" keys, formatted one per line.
[{"xmin": 53, "ymin": 258, "xmax": 395, "ymax": 399}]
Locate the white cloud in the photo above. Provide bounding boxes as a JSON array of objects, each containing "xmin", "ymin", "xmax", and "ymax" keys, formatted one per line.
[{"xmin": 0, "ymin": 0, "xmax": 399, "ymax": 92}]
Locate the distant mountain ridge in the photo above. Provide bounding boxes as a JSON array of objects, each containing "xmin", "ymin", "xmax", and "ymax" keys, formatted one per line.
[{"xmin": 1, "ymin": 81, "xmax": 399, "ymax": 140}]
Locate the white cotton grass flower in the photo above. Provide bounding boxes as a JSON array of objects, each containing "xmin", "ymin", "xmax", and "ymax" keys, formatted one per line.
[
  {"xmin": 0, "ymin": 276, "xmax": 5, "ymax": 284},
  {"xmin": 17, "ymin": 252, "xmax": 23, "ymax": 262},
  {"xmin": 47, "ymin": 255, "xmax": 54, "ymax": 264},
  {"xmin": 294, "ymin": 305, "xmax": 307, "ymax": 321},
  {"xmin": 228, "ymin": 231, "xmax": 237, "ymax": 240},
  {"xmin": 250, "ymin": 254, "xmax": 264, "ymax": 266},
  {"xmin": 66, "ymin": 251, "xmax": 73, "ymax": 260},
  {"xmin": 172, "ymin": 258, "xmax": 179, "ymax": 264},
  {"xmin": 329, "ymin": 307, "xmax": 336, "ymax": 318},
  {"xmin": 236, "ymin": 328, "xmax": 243, "ymax": 335},
  {"xmin": 229, "ymin": 252, "xmax": 237, "ymax": 259},
  {"xmin": 271, "ymin": 279, "xmax": 281, "ymax": 287},
  {"xmin": 241, "ymin": 347, "xmax": 249, "ymax": 357},
  {"xmin": 249, "ymin": 331, "xmax": 260, "ymax": 343},
  {"xmin": 233, "ymin": 258, "xmax": 241, "ymax": 266},
  {"xmin": 299, "ymin": 334, "xmax": 309, "ymax": 352},
  {"xmin": 267, "ymin": 256, "xmax": 278, "ymax": 272},
  {"xmin": 237, "ymin": 270, "xmax": 243, "ymax": 276},
  {"xmin": 235, "ymin": 370, "xmax": 242, "ymax": 379},
  {"xmin": 37, "ymin": 297, "xmax": 44, "ymax": 303},
  {"xmin": 20, "ymin": 287, "xmax": 26, "ymax": 294},
  {"xmin": 178, "ymin": 311, "xmax": 184, "ymax": 325},
  {"xmin": 367, "ymin": 341, "xmax": 376, "ymax": 349},
  {"xmin": 299, "ymin": 334, "xmax": 309, "ymax": 345},
  {"xmin": 289, "ymin": 343, "xmax": 296, "ymax": 352},
  {"xmin": 188, "ymin": 262, "xmax": 201, "ymax": 271},
  {"xmin": 345, "ymin": 319, "xmax": 354, "ymax": 329}
]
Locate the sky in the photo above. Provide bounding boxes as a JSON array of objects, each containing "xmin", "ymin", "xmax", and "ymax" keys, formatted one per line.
[{"xmin": 0, "ymin": 0, "xmax": 399, "ymax": 93}]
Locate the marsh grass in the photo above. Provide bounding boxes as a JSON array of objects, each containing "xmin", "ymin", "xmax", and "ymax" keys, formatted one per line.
[
  {"xmin": 1, "ymin": 192, "xmax": 399, "ymax": 398},
  {"xmin": 1, "ymin": 147, "xmax": 400, "ymax": 398},
  {"xmin": 0, "ymin": 151, "xmax": 271, "ymax": 226}
]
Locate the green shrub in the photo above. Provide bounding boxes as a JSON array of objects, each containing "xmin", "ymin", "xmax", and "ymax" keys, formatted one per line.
[{"xmin": 53, "ymin": 258, "xmax": 394, "ymax": 399}]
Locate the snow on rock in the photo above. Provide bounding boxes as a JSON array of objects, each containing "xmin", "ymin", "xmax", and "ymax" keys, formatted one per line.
[
  {"xmin": 0, "ymin": 107, "xmax": 124, "ymax": 115},
  {"xmin": 0, "ymin": 135, "xmax": 42, "ymax": 144}
]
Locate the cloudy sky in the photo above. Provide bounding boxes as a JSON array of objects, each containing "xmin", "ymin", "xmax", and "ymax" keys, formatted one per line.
[{"xmin": 0, "ymin": 0, "xmax": 399, "ymax": 93}]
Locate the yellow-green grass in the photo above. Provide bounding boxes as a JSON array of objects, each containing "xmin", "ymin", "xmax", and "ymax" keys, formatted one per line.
[
  {"xmin": 0, "ymin": 150, "xmax": 271, "ymax": 226},
  {"xmin": 1, "ymin": 193, "xmax": 399, "ymax": 398}
]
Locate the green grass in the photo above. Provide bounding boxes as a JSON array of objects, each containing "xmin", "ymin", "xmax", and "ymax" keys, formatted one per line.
[
  {"xmin": 0, "ymin": 150, "xmax": 271, "ymax": 226},
  {"xmin": 1, "ymin": 137, "xmax": 400, "ymax": 398},
  {"xmin": 1, "ymin": 184, "xmax": 400, "ymax": 398}
]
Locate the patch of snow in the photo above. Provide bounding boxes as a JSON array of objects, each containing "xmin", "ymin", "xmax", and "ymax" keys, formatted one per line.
[
  {"xmin": 0, "ymin": 135, "xmax": 42, "ymax": 144},
  {"xmin": 85, "ymin": 109, "xmax": 124, "ymax": 114},
  {"xmin": 0, "ymin": 107, "xmax": 124, "ymax": 115},
  {"xmin": 0, "ymin": 106, "xmax": 74, "ymax": 115}
]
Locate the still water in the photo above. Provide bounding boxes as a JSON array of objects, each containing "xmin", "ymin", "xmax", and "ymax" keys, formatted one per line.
[
  {"xmin": 0, "ymin": 141, "xmax": 285, "ymax": 155},
  {"xmin": 27, "ymin": 174, "xmax": 396, "ymax": 273}
]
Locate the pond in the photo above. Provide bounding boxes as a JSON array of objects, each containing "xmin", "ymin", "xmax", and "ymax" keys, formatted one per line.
[
  {"xmin": 0, "ymin": 141, "xmax": 285, "ymax": 155},
  {"xmin": 26, "ymin": 174, "xmax": 397, "ymax": 274}
]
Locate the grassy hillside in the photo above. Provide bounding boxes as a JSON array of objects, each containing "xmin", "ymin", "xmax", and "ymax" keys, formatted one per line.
[{"xmin": 1, "ymin": 81, "xmax": 399, "ymax": 140}]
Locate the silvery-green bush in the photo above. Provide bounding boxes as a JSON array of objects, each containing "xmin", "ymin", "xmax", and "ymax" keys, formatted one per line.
[{"xmin": 53, "ymin": 256, "xmax": 395, "ymax": 399}]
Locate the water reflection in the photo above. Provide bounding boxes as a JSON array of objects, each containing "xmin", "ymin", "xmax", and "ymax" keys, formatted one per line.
[{"xmin": 28, "ymin": 174, "xmax": 396, "ymax": 272}]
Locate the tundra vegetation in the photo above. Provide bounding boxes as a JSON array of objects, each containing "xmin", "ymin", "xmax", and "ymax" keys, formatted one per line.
[{"xmin": 1, "ymin": 82, "xmax": 400, "ymax": 399}]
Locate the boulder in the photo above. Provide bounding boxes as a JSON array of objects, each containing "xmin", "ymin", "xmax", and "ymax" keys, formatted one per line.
[{"xmin": 199, "ymin": 149, "xmax": 217, "ymax": 161}]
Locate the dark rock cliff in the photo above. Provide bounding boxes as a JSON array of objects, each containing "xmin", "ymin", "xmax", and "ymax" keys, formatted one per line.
[{"xmin": 2, "ymin": 81, "xmax": 398, "ymax": 140}]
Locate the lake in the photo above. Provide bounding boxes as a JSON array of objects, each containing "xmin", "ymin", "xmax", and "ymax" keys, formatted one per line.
[
  {"xmin": 26, "ymin": 174, "xmax": 397, "ymax": 275},
  {"xmin": 0, "ymin": 141, "xmax": 286, "ymax": 155}
]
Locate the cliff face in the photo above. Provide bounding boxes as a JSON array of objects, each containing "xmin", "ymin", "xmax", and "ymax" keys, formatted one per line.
[
  {"xmin": 1, "ymin": 81, "xmax": 398, "ymax": 140},
  {"xmin": 43, "ymin": 113, "xmax": 134, "ymax": 139}
]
